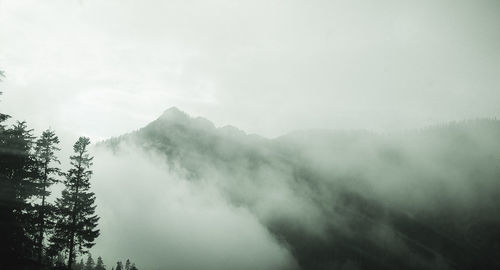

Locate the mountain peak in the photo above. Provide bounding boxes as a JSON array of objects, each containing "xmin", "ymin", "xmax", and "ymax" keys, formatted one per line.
[
  {"xmin": 162, "ymin": 106, "xmax": 184, "ymax": 115},
  {"xmin": 155, "ymin": 107, "xmax": 216, "ymax": 130},
  {"xmin": 159, "ymin": 107, "xmax": 189, "ymax": 121}
]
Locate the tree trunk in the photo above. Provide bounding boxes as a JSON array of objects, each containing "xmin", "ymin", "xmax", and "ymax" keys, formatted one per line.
[
  {"xmin": 67, "ymin": 234, "xmax": 74, "ymax": 270},
  {"xmin": 67, "ymin": 152, "xmax": 83, "ymax": 270},
  {"xmin": 37, "ymin": 164, "xmax": 47, "ymax": 265}
]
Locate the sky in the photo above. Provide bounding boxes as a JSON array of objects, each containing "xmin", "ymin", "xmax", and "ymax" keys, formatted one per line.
[{"xmin": 1, "ymin": 0, "xmax": 500, "ymax": 143}]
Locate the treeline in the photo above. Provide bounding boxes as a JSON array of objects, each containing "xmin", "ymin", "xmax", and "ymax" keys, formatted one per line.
[
  {"xmin": 0, "ymin": 71, "xmax": 112, "ymax": 270},
  {"xmin": 71, "ymin": 254, "xmax": 139, "ymax": 270}
]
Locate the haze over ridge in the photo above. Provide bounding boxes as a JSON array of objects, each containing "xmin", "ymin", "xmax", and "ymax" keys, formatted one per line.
[{"xmin": 89, "ymin": 107, "xmax": 500, "ymax": 270}]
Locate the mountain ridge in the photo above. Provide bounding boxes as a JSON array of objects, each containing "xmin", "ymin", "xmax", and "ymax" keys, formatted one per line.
[
  {"xmin": 109, "ymin": 107, "xmax": 500, "ymax": 143},
  {"xmin": 97, "ymin": 108, "xmax": 500, "ymax": 270}
]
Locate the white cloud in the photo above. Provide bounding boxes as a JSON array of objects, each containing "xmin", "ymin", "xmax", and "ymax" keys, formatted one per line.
[{"xmin": 90, "ymin": 146, "xmax": 297, "ymax": 270}]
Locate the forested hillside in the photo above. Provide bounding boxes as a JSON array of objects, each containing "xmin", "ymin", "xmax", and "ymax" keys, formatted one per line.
[{"xmin": 100, "ymin": 107, "xmax": 500, "ymax": 270}]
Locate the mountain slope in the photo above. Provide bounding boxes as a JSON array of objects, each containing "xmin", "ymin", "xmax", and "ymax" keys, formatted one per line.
[{"xmin": 99, "ymin": 109, "xmax": 500, "ymax": 270}]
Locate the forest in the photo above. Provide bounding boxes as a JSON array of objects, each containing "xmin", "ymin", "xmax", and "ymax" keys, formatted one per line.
[{"xmin": 0, "ymin": 71, "xmax": 139, "ymax": 270}]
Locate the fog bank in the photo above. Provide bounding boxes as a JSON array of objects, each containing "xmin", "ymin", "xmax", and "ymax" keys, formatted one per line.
[{"xmin": 90, "ymin": 146, "xmax": 297, "ymax": 270}]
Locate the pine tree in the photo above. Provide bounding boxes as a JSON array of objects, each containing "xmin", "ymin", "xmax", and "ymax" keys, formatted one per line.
[
  {"xmin": 95, "ymin": 256, "xmax": 106, "ymax": 270},
  {"xmin": 130, "ymin": 263, "xmax": 138, "ymax": 270},
  {"xmin": 33, "ymin": 129, "xmax": 61, "ymax": 264},
  {"xmin": 0, "ymin": 121, "xmax": 37, "ymax": 267},
  {"xmin": 125, "ymin": 259, "xmax": 131, "ymax": 270},
  {"xmin": 115, "ymin": 261, "xmax": 123, "ymax": 270},
  {"xmin": 50, "ymin": 137, "xmax": 100, "ymax": 270},
  {"xmin": 85, "ymin": 253, "xmax": 95, "ymax": 270}
]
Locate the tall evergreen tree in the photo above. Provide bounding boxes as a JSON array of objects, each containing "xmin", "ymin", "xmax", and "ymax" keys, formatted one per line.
[
  {"xmin": 125, "ymin": 259, "xmax": 131, "ymax": 270},
  {"xmin": 0, "ymin": 121, "xmax": 37, "ymax": 267},
  {"xmin": 95, "ymin": 256, "xmax": 106, "ymax": 270},
  {"xmin": 33, "ymin": 129, "xmax": 61, "ymax": 264},
  {"xmin": 50, "ymin": 137, "xmax": 100, "ymax": 270},
  {"xmin": 115, "ymin": 261, "xmax": 123, "ymax": 270},
  {"xmin": 84, "ymin": 253, "xmax": 95, "ymax": 270}
]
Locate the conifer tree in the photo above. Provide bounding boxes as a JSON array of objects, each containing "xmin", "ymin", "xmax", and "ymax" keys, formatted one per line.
[
  {"xmin": 0, "ymin": 121, "xmax": 37, "ymax": 267},
  {"xmin": 33, "ymin": 129, "xmax": 61, "ymax": 264},
  {"xmin": 95, "ymin": 256, "xmax": 106, "ymax": 270},
  {"xmin": 115, "ymin": 261, "xmax": 123, "ymax": 270},
  {"xmin": 125, "ymin": 259, "xmax": 131, "ymax": 270},
  {"xmin": 85, "ymin": 253, "xmax": 95, "ymax": 270},
  {"xmin": 50, "ymin": 137, "xmax": 100, "ymax": 270}
]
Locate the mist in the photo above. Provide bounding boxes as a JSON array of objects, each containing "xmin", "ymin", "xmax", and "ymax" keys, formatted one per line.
[
  {"xmin": 90, "ymin": 145, "xmax": 297, "ymax": 270},
  {"xmin": 84, "ymin": 110, "xmax": 500, "ymax": 269}
]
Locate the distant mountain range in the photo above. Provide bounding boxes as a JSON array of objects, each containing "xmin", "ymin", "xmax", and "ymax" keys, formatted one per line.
[{"xmin": 99, "ymin": 107, "xmax": 500, "ymax": 270}]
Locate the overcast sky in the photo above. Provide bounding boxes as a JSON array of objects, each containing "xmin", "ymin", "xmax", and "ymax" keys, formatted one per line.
[{"xmin": 1, "ymin": 0, "xmax": 499, "ymax": 142}]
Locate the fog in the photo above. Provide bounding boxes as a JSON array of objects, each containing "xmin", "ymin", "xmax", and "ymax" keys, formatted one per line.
[
  {"xmin": 83, "ymin": 110, "xmax": 500, "ymax": 269},
  {"xmin": 91, "ymin": 145, "xmax": 297, "ymax": 270}
]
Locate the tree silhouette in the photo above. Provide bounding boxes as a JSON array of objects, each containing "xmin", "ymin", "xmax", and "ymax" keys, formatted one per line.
[
  {"xmin": 95, "ymin": 256, "xmax": 106, "ymax": 270},
  {"xmin": 84, "ymin": 253, "xmax": 95, "ymax": 270},
  {"xmin": 32, "ymin": 129, "xmax": 61, "ymax": 264},
  {"xmin": 50, "ymin": 137, "xmax": 100, "ymax": 269},
  {"xmin": 0, "ymin": 121, "xmax": 37, "ymax": 268}
]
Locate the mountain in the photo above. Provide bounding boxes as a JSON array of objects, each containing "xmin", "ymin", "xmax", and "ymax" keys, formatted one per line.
[{"xmin": 98, "ymin": 109, "xmax": 500, "ymax": 270}]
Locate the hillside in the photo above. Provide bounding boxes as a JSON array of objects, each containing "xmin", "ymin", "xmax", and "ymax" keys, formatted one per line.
[{"xmin": 98, "ymin": 109, "xmax": 500, "ymax": 270}]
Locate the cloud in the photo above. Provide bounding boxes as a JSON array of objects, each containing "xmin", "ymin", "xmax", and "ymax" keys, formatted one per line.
[{"xmin": 90, "ymin": 145, "xmax": 297, "ymax": 270}]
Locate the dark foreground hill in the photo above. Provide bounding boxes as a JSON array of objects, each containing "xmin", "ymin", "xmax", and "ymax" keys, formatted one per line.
[{"xmin": 100, "ymin": 108, "xmax": 500, "ymax": 270}]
